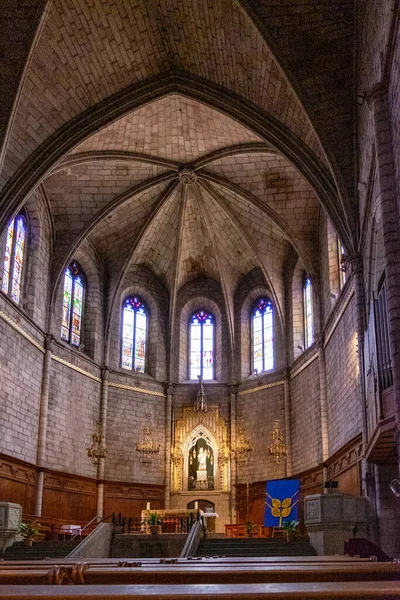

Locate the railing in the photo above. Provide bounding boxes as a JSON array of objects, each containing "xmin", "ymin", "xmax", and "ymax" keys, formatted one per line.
[
  {"xmin": 112, "ymin": 513, "xmax": 196, "ymax": 535},
  {"xmin": 180, "ymin": 513, "xmax": 206, "ymax": 557},
  {"xmin": 58, "ymin": 514, "xmax": 114, "ymax": 553}
]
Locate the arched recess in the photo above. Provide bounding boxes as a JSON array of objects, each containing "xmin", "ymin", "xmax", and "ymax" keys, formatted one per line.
[
  {"xmin": 107, "ymin": 265, "xmax": 168, "ymax": 382},
  {"xmin": 0, "ymin": 72, "xmax": 350, "ymax": 253},
  {"xmin": 175, "ymin": 278, "xmax": 229, "ymax": 383},
  {"xmin": 52, "ymin": 239, "xmax": 104, "ymax": 363},
  {"xmin": 235, "ymin": 268, "xmax": 284, "ymax": 381},
  {"xmin": 182, "ymin": 425, "xmax": 219, "ymax": 492}
]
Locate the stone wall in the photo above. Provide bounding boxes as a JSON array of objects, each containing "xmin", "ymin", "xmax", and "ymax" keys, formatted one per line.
[
  {"xmin": 0, "ymin": 297, "xmax": 44, "ymax": 464},
  {"xmin": 290, "ymin": 352, "xmax": 321, "ymax": 474}
]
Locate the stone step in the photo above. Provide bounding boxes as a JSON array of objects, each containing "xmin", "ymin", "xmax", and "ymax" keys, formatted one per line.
[{"xmin": 2, "ymin": 540, "xmax": 81, "ymax": 561}]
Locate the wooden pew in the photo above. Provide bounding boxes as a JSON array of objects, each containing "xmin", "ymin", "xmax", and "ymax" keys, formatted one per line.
[
  {"xmin": 0, "ymin": 581, "xmax": 400, "ymax": 599},
  {"xmin": 1, "ymin": 561, "xmax": 399, "ymax": 585}
]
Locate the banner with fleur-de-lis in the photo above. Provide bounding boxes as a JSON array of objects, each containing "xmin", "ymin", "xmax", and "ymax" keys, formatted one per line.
[{"xmin": 264, "ymin": 479, "xmax": 300, "ymax": 527}]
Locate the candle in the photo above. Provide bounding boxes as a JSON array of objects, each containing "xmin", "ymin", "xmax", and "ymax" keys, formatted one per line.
[
  {"xmin": 194, "ymin": 501, "xmax": 198, "ymax": 510},
  {"xmin": 146, "ymin": 502, "xmax": 151, "ymax": 510}
]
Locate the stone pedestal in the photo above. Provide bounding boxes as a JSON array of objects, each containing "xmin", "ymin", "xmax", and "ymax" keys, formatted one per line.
[
  {"xmin": 0, "ymin": 502, "xmax": 22, "ymax": 553},
  {"xmin": 304, "ymin": 493, "xmax": 369, "ymax": 556}
]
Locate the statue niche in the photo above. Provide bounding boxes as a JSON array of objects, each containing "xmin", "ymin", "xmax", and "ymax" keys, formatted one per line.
[{"xmin": 188, "ymin": 437, "xmax": 214, "ymax": 490}]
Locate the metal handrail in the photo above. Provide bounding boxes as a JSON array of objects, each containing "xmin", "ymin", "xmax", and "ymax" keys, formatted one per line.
[
  {"xmin": 180, "ymin": 513, "xmax": 206, "ymax": 558},
  {"xmin": 59, "ymin": 514, "xmax": 113, "ymax": 550}
]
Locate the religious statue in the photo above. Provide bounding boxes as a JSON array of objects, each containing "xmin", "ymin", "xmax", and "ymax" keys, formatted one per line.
[{"xmin": 188, "ymin": 438, "xmax": 214, "ymax": 490}]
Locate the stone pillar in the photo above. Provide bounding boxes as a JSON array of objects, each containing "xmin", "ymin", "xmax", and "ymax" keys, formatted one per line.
[
  {"xmin": 316, "ymin": 334, "xmax": 329, "ymax": 465},
  {"xmin": 35, "ymin": 334, "xmax": 53, "ymax": 516},
  {"xmin": 369, "ymin": 83, "xmax": 400, "ymax": 470},
  {"xmin": 229, "ymin": 383, "xmax": 237, "ymax": 523},
  {"xmin": 348, "ymin": 255, "xmax": 369, "ymax": 495},
  {"xmin": 283, "ymin": 369, "xmax": 293, "ymax": 477},
  {"xmin": 96, "ymin": 367, "xmax": 109, "ymax": 519},
  {"xmin": 164, "ymin": 382, "xmax": 173, "ymax": 509}
]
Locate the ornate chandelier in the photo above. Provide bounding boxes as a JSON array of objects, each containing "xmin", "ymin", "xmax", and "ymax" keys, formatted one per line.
[
  {"xmin": 268, "ymin": 420, "xmax": 287, "ymax": 464},
  {"xmin": 86, "ymin": 422, "xmax": 107, "ymax": 465},
  {"xmin": 135, "ymin": 422, "xmax": 160, "ymax": 465},
  {"xmin": 231, "ymin": 421, "xmax": 253, "ymax": 462}
]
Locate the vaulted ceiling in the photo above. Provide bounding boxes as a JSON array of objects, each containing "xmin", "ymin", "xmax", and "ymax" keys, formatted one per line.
[{"xmin": 0, "ymin": 0, "xmax": 356, "ymax": 330}]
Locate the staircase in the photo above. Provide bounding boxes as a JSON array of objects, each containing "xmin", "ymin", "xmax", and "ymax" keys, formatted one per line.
[
  {"xmin": 197, "ymin": 537, "xmax": 317, "ymax": 557},
  {"xmin": 2, "ymin": 539, "xmax": 81, "ymax": 561}
]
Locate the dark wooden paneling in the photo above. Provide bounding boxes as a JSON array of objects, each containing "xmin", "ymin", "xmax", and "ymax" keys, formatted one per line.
[
  {"xmin": 42, "ymin": 472, "xmax": 97, "ymax": 522},
  {"xmin": 0, "ymin": 454, "xmax": 37, "ymax": 513},
  {"xmin": 104, "ymin": 482, "xmax": 164, "ymax": 518}
]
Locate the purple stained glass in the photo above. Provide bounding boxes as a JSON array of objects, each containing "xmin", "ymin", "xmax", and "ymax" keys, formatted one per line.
[
  {"xmin": 2, "ymin": 216, "xmax": 26, "ymax": 304},
  {"xmin": 2, "ymin": 220, "xmax": 14, "ymax": 294},
  {"xmin": 189, "ymin": 310, "xmax": 214, "ymax": 380},
  {"xmin": 252, "ymin": 299, "xmax": 273, "ymax": 373},
  {"xmin": 61, "ymin": 263, "xmax": 85, "ymax": 346},
  {"xmin": 121, "ymin": 296, "xmax": 147, "ymax": 371}
]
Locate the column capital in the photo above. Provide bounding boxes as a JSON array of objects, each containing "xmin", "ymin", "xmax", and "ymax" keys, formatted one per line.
[
  {"xmin": 228, "ymin": 382, "xmax": 238, "ymax": 395},
  {"xmin": 44, "ymin": 334, "xmax": 54, "ymax": 352},
  {"xmin": 165, "ymin": 381, "xmax": 174, "ymax": 396},
  {"xmin": 365, "ymin": 81, "xmax": 388, "ymax": 109},
  {"xmin": 101, "ymin": 366, "xmax": 109, "ymax": 381},
  {"xmin": 347, "ymin": 253, "xmax": 363, "ymax": 275}
]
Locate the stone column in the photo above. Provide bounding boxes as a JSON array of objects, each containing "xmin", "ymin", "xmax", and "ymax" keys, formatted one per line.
[
  {"xmin": 96, "ymin": 367, "xmax": 109, "ymax": 519},
  {"xmin": 164, "ymin": 382, "xmax": 173, "ymax": 509},
  {"xmin": 368, "ymin": 83, "xmax": 400, "ymax": 469},
  {"xmin": 283, "ymin": 369, "xmax": 293, "ymax": 477},
  {"xmin": 35, "ymin": 334, "xmax": 53, "ymax": 516},
  {"xmin": 348, "ymin": 255, "xmax": 369, "ymax": 495},
  {"xmin": 229, "ymin": 383, "xmax": 238, "ymax": 523},
  {"xmin": 316, "ymin": 333, "xmax": 329, "ymax": 466}
]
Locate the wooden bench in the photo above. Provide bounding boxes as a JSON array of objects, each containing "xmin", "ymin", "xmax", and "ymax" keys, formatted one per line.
[
  {"xmin": 0, "ymin": 581, "xmax": 400, "ymax": 599},
  {"xmin": 1, "ymin": 560, "xmax": 399, "ymax": 586}
]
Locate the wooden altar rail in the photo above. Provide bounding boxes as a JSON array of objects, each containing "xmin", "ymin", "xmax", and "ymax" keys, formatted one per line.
[
  {"xmin": 0, "ymin": 560, "xmax": 399, "ymax": 586},
  {"xmin": 0, "ymin": 581, "xmax": 400, "ymax": 599}
]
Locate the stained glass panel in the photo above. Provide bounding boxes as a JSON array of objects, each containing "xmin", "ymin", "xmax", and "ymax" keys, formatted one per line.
[
  {"xmin": 189, "ymin": 311, "xmax": 214, "ymax": 380},
  {"xmin": 2, "ymin": 220, "xmax": 14, "ymax": 294},
  {"xmin": 121, "ymin": 297, "xmax": 147, "ymax": 372},
  {"xmin": 10, "ymin": 216, "xmax": 26, "ymax": 303},
  {"xmin": 61, "ymin": 268, "xmax": 73, "ymax": 341},
  {"xmin": 304, "ymin": 277, "xmax": 313, "ymax": 348},
  {"xmin": 70, "ymin": 276, "xmax": 83, "ymax": 346},
  {"xmin": 252, "ymin": 299, "xmax": 273, "ymax": 373}
]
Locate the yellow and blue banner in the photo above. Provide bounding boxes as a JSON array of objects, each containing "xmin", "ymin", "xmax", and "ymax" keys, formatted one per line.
[{"xmin": 264, "ymin": 479, "xmax": 300, "ymax": 527}]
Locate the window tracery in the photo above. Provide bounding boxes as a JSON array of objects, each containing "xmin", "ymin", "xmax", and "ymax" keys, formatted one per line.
[
  {"xmin": 1, "ymin": 214, "xmax": 27, "ymax": 304},
  {"xmin": 61, "ymin": 261, "xmax": 85, "ymax": 346},
  {"xmin": 121, "ymin": 295, "xmax": 147, "ymax": 372},
  {"xmin": 189, "ymin": 310, "xmax": 214, "ymax": 380},
  {"xmin": 252, "ymin": 298, "xmax": 274, "ymax": 373}
]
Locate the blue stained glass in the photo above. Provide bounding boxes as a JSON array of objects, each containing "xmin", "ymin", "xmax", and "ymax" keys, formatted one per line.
[
  {"xmin": 252, "ymin": 298, "xmax": 273, "ymax": 373},
  {"xmin": 189, "ymin": 310, "xmax": 214, "ymax": 380},
  {"xmin": 121, "ymin": 296, "xmax": 147, "ymax": 371},
  {"xmin": 61, "ymin": 262, "xmax": 85, "ymax": 346},
  {"xmin": 2, "ymin": 216, "xmax": 27, "ymax": 304}
]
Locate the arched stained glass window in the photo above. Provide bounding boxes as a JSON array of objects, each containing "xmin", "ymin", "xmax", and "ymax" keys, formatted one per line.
[
  {"xmin": 121, "ymin": 296, "xmax": 147, "ymax": 372},
  {"xmin": 61, "ymin": 262, "xmax": 85, "ymax": 346},
  {"xmin": 1, "ymin": 214, "xmax": 27, "ymax": 304},
  {"xmin": 189, "ymin": 310, "xmax": 214, "ymax": 380},
  {"xmin": 252, "ymin": 298, "xmax": 274, "ymax": 373},
  {"xmin": 304, "ymin": 277, "xmax": 313, "ymax": 348}
]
